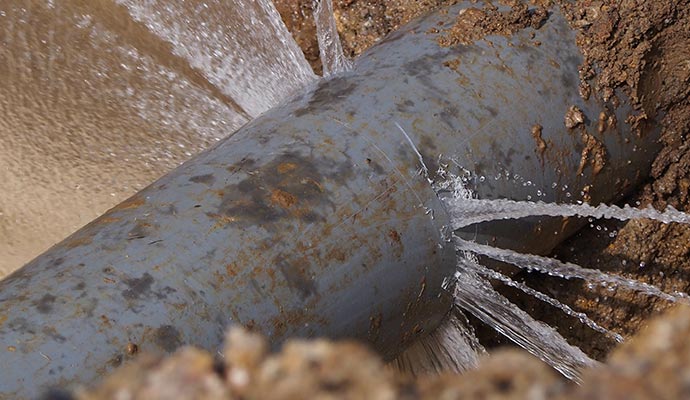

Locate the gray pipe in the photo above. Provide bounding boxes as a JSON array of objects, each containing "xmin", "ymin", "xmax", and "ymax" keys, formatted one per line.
[{"xmin": 0, "ymin": 3, "xmax": 659, "ymax": 397}]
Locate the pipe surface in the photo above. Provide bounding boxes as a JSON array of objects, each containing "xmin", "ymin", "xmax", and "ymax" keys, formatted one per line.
[{"xmin": 0, "ymin": 2, "xmax": 660, "ymax": 397}]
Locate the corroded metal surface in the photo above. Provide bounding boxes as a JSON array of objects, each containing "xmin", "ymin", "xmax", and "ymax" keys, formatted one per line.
[{"xmin": 0, "ymin": 2, "xmax": 660, "ymax": 398}]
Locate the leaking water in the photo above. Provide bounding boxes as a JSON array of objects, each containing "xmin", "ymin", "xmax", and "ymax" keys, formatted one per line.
[
  {"xmin": 455, "ymin": 237, "xmax": 688, "ymax": 303},
  {"xmin": 0, "ymin": 0, "xmax": 317, "ymax": 274},
  {"xmin": 452, "ymin": 266, "xmax": 598, "ymax": 381},
  {"xmin": 462, "ymin": 255, "xmax": 625, "ymax": 343},
  {"xmin": 446, "ymin": 197, "xmax": 690, "ymax": 229},
  {"xmin": 314, "ymin": 0, "xmax": 353, "ymax": 76},
  {"xmin": 115, "ymin": 0, "xmax": 316, "ymax": 116},
  {"xmin": 394, "ymin": 310, "xmax": 485, "ymax": 376},
  {"xmin": 437, "ymin": 171, "xmax": 690, "ymax": 380}
]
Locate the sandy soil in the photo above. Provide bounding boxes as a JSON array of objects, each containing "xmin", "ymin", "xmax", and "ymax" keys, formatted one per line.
[{"xmin": 76, "ymin": 306, "xmax": 690, "ymax": 399}]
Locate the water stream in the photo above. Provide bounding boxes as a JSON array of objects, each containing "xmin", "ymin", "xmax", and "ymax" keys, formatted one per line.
[
  {"xmin": 115, "ymin": 0, "xmax": 316, "ymax": 116},
  {"xmin": 455, "ymin": 237, "xmax": 688, "ymax": 303},
  {"xmin": 438, "ymin": 172, "xmax": 690, "ymax": 379},
  {"xmin": 462, "ymin": 255, "xmax": 625, "ymax": 343},
  {"xmin": 0, "ymin": 0, "xmax": 316, "ymax": 274},
  {"xmin": 314, "ymin": 0, "xmax": 353, "ymax": 76},
  {"xmin": 452, "ymin": 265, "xmax": 598, "ymax": 381},
  {"xmin": 447, "ymin": 197, "xmax": 690, "ymax": 229}
]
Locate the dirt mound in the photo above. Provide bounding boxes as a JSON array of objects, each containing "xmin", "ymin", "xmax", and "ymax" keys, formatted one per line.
[{"xmin": 72, "ymin": 305, "xmax": 690, "ymax": 399}]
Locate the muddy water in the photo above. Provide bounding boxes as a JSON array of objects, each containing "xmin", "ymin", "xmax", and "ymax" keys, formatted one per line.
[{"xmin": 0, "ymin": 0, "xmax": 313, "ymax": 276}]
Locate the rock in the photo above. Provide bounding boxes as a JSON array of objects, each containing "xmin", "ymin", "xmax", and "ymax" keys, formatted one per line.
[
  {"xmin": 418, "ymin": 349, "xmax": 564, "ymax": 400},
  {"xmin": 77, "ymin": 349, "xmax": 230, "ymax": 400},
  {"xmin": 248, "ymin": 338, "xmax": 400, "ymax": 399}
]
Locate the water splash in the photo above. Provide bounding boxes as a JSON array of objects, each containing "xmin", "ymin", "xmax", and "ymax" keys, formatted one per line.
[
  {"xmin": 463, "ymin": 253, "xmax": 624, "ymax": 343},
  {"xmin": 455, "ymin": 237, "xmax": 688, "ymax": 304},
  {"xmin": 116, "ymin": 0, "xmax": 317, "ymax": 116},
  {"xmin": 452, "ymin": 265, "xmax": 599, "ymax": 381},
  {"xmin": 314, "ymin": 0, "xmax": 353, "ymax": 76},
  {"xmin": 432, "ymin": 169, "xmax": 690, "ymax": 379},
  {"xmin": 394, "ymin": 309, "xmax": 485, "ymax": 375},
  {"xmin": 447, "ymin": 198, "xmax": 690, "ymax": 229}
]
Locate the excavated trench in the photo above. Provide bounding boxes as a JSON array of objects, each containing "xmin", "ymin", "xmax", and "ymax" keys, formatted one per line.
[{"xmin": 2, "ymin": 0, "xmax": 689, "ymax": 398}]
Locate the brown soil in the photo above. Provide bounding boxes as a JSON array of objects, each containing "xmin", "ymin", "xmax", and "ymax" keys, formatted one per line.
[
  {"xmin": 75, "ymin": 307, "xmax": 690, "ymax": 399},
  {"xmin": 436, "ymin": 1, "xmax": 548, "ymax": 47},
  {"xmin": 275, "ymin": 0, "xmax": 459, "ymax": 74},
  {"xmin": 509, "ymin": 0, "xmax": 690, "ymax": 359}
]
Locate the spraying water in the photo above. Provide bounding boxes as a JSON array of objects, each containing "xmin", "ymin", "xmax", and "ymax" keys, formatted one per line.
[
  {"xmin": 0, "ymin": 0, "xmax": 317, "ymax": 275},
  {"xmin": 435, "ymin": 171, "xmax": 690, "ymax": 379},
  {"xmin": 115, "ymin": 0, "xmax": 316, "ymax": 116},
  {"xmin": 313, "ymin": 0, "xmax": 353, "ymax": 76},
  {"xmin": 455, "ymin": 238, "xmax": 688, "ymax": 304},
  {"xmin": 462, "ymin": 256, "xmax": 625, "ymax": 343},
  {"xmin": 447, "ymin": 198, "xmax": 690, "ymax": 229},
  {"xmin": 452, "ymin": 266, "xmax": 599, "ymax": 381}
]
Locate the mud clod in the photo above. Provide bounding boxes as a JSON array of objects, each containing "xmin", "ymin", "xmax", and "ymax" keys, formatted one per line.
[
  {"xmin": 437, "ymin": 2, "xmax": 548, "ymax": 47},
  {"xmin": 531, "ymin": 124, "xmax": 547, "ymax": 156},
  {"xmin": 76, "ymin": 307, "xmax": 690, "ymax": 399},
  {"xmin": 577, "ymin": 132, "xmax": 607, "ymax": 176},
  {"xmin": 564, "ymin": 105, "xmax": 585, "ymax": 129}
]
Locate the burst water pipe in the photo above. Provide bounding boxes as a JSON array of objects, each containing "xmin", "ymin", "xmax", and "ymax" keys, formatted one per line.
[{"xmin": 0, "ymin": 2, "xmax": 660, "ymax": 397}]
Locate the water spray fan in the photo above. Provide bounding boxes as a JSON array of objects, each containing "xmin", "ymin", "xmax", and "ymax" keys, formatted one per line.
[{"xmin": 0, "ymin": 1, "xmax": 674, "ymax": 397}]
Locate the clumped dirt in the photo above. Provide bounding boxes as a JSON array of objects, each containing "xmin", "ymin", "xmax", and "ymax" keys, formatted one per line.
[
  {"xmin": 564, "ymin": 105, "xmax": 585, "ymax": 129},
  {"xmin": 436, "ymin": 1, "xmax": 548, "ymax": 47},
  {"xmin": 74, "ymin": 307, "xmax": 690, "ymax": 399},
  {"xmin": 576, "ymin": 131, "xmax": 607, "ymax": 175},
  {"xmin": 275, "ymin": 0, "xmax": 459, "ymax": 74}
]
